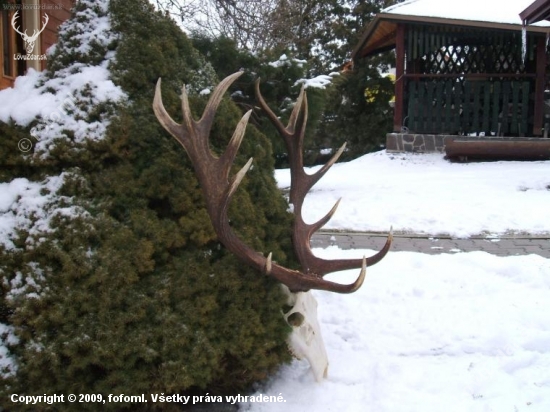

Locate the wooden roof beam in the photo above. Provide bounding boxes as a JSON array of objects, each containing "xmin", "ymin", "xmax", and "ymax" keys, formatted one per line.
[
  {"xmin": 520, "ymin": 0, "xmax": 550, "ymax": 24},
  {"xmin": 355, "ymin": 30, "xmax": 396, "ymax": 59}
]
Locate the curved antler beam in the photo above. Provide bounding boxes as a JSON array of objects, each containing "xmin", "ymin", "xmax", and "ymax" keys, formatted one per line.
[
  {"xmin": 254, "ymin": 79, "xmax": 393, "ymax": 277},
  {"xmin": 153, "ymin": 72, "xmax": 379, "ymax": 293}
]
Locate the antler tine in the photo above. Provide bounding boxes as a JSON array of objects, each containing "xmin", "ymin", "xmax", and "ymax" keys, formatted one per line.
[
  {"xmin": 254, "ymin": 79, "xmax": 345, "ymax": 199},
  {"xmin": 309, "ymin": 142, "xmax": 346, "ymax": 188},
  {"xmin": 254, "ymin": 78, "xmax": 308, "ymax": 146},
  {"xmin": 308, "ymin": 198, "xmax": 342, "ymax": 235},
  {"xmin": 312, "ymin": 228, "xmax": 393, "ymax": 275},
  {"xmin": 155, "ymin": 72, "xmax": 377, "ymax": 293},
  {"xmin": 286, "ymin": 85, "xmax": 308, "ymax": 136},
  {"xmin": 220, "ymin": 110, "xmax": 252, "ymax": 178},
  {"xmin": 155, "ymin": 74, "xmax": 249, "ymax": 180},
  {"xmin": 255, "ymin": 78, "xmax": 393, "ymax": 282},
  {"xmin": 254, "ymin": 79, "xmax": 290, "ymax": 138},
  {"xmin": 11, "ymin": 11, "xmax": 25, "ymax": 36},
  {"xmin": 199, "ymin": 71, "xmax": 244, "ymax": 131},
  {"xmin": 179, "ymin": 83, "xmax": 196, "ymax": 135},
  {"xmin": 153, "ymin": 79, "xmax": 186, "ymax": 144}
]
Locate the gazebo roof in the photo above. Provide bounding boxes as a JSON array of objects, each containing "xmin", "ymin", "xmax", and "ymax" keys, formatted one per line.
[
  {"xmin": 353, "ymin": 0, "xmax": 550, "ymax": 59},
  {"xmin": 520, "ymin": 0, "xmax": 550, "ymax": 24}
]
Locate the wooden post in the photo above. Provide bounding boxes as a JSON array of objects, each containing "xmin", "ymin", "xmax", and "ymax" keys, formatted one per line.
[
  {"xmin": 23, "ymin": 0, "xmax": 42, "ymax": 72},
  {"xmin": 533, "ymin": 35, "xmax": 546, "ymax": 136},
  {"xmin": 394, "ymin": 24, "xmax": 406, "ymax": 132}
]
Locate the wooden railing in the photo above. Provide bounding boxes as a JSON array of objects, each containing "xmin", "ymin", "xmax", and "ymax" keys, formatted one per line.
[{"xmin": 404, "ymin": 76, "xmax": 533, "ymax": 136}]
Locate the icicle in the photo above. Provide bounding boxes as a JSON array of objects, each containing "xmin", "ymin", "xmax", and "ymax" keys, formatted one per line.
[{"xmin": 522, "ymin": 22, "xmax": 527, "ymax": 64}]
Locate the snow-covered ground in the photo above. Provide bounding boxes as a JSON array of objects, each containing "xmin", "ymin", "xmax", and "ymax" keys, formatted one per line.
[
  {"xmin": 275, "ymin": 151, "xmax": 550, "ymax": 238},
  {"xmin": 242, "ymin": 152, "xmax": 550, "ymax": 412}
]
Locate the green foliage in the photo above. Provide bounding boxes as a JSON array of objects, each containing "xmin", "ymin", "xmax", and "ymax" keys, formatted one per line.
[
  {"xmin": 191, "ymin": 1, "xmax": 403, "ymax": 164},
  {"xmin": 317, "ymin": 57, "xmax": 395, "ymax": 159},
  {"xmin": 191, "ymin": 35, "xmax": 330, "ymax": 167},
  {"xmin": 0, "ymin": 0, "xmax": 295, "ymax": 409},
  {"xmin": 0, "ymin": 123, "xmax": 41, "ymax": 181}
]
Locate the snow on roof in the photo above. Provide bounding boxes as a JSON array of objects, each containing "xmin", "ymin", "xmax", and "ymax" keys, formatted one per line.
[{"xmin": 383, "ymin": 0, "xmax": 550, "ymax": 27}]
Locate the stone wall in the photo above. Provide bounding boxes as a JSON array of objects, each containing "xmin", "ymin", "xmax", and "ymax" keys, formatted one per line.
[{"xmin": 386, "ymin": 133, "xmax": 455, "ymax": 153}]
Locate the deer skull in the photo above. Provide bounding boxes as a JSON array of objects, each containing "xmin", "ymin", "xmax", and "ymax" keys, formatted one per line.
[{"xmin": 282, "ymin": 286, "xmax": 328, "ymax": 382}]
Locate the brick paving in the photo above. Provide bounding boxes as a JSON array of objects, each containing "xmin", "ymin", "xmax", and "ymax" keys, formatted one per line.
[{"xmin": 312, "ymin": 231, "xmax": 550, "ymax": 258}]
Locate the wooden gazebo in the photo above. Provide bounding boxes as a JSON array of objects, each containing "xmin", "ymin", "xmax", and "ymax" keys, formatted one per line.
[{"xmin": 352, "ymin": 0, "xmax": 550, "ymax": 159}]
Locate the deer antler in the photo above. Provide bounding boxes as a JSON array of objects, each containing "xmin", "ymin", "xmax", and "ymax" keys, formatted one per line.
[
  {"xmin": 153, "ymin": 71, "xmax": 391, "ymax": 293},
  {"xmin": 11, "ymin": 11, "xmax": 25, "ymax": 37},
  {"xmin": 11, "ymin": 11, "xmax": 48, "ymax": 39},
  {"xmin": 38, "ymin": 13, "xmax": 49, "ymax": 36},
  {"xmin": 254, "ymin": 79, "xmax": 392, "ymax": 278}
]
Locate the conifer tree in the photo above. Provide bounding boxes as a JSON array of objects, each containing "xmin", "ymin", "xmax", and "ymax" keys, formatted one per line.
[
  {"xmin": 191, "ymin": 35, "xmax": 330, "ymax": 167},
  {"xmin": 0, "ymin": 1, "xmax": 293, "ymax": 409},
  {"xmin": 316, "ymin": 57, "xmax": 395, "ymax": 160}
]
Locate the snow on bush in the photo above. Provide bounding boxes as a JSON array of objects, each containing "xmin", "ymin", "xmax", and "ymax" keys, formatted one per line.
[
  {"xmin": 294, "ymin": 73, "xmax": 338, "ymax": 89},
  {"xmin": 268, "ymin": 54, "xmax": 307, "ymax": 68},
  {"xmin": 0, "ymin": 0, "xmax": 125, "ymax": 156},
  {"xmin": 0, "ymin": 0, "xmax": 124, "ymax": 377},
  {"xmin": 0, "ymin": 174, "xmax": 86, "ymax": 250},
  {"xmin": 0, "ymin": 0, "xmax": 125, "ymax": 247}
]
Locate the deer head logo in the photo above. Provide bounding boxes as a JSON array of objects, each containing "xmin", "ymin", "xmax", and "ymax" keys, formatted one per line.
[{"xmin": 12, "ymin": 11, "xmax": 49, "ymax": 55}]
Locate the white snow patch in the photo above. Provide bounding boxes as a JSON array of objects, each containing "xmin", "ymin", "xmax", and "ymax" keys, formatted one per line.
[
  {"xmin": 0, "ymin": 323, "xmax": 18, "ymax": 377},
  {"xmin": 269, "ymin": 54, "xmax": 307, "ymax": 68},
  {"xmin": 383, "ymin": 0, "xmax": 550, "ymax": 27},
  {"xmin": 274, "ymin": 151, "xmax": 550, "ymax": 237},
  {"xmin": 242, "ymin": 247, "xmax": 550, "ymax": 412},
  {"xmin": 0, "ymin": 174, "xmax": 84, "ymax": 250},
  {"xmin": 0, "ymin": 0, "xmax": 126, "ymax": 156},
  {"xmin": 295, "ymin": 74, "xmax": 334, "ymax": 90}
]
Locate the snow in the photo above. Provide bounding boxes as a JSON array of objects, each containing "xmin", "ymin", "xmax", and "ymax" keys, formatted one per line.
[
  {"xmin": 0, "ymin": 0, "xmax": 120, "ymax": 376},
  {"xmin": 0, "ymin": 0, "xmax": 125, "ymax": 156},
  {"xmin": 243, "ymin": 249, "xmax": 550, "ymax": 412},
  {"xmin": 0, "ymin": 65, "xmax": 124, "ymax": 136},
  {"xmin": 275, "ymin": 151, "xmax": 550, "ymax": 238},
  {"xmin": 295, "ymin": 73, "xmax": 338, "ymax": 90},
  {"xmin": 383, "ymin": 0, "xmax": 550, "ymax": 27},
  {"xmin": 0, "ymin": 0, "xmax": 548, "ymax": 404},
  {"xmin": 268, "ymin": 54, "xmax": 307, "ymax": 68},
  {"xmin": 242, "ymin": 152, "xmax": 550, "ymax": 411},
  {"xmin": 0, "ymin": 0, "xmax": 121, "ymax": 250},
  {"xmin": 268, "ymin": 54, "xmax": 339, "ymax": 89},
  {"xmin": 0, "ymin": 323, "xmax": 18, "ymax": 377},
  {"xmin": 0, "ymin": 174, "xmax": 86, "ymax": 250}
]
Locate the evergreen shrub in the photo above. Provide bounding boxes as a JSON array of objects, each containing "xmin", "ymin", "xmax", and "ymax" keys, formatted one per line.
[{"xmin": 0, "ymin": 1, "xmax": 294, "ymax": 409}]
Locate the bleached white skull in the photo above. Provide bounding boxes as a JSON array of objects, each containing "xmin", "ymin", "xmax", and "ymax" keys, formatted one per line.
[{"xmin": 281, "ymin": 285, "xmax": 328, "ymax": 382}]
